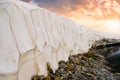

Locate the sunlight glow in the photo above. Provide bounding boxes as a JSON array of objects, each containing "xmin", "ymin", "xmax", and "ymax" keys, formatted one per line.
[{"xmin": 106, "ymin": 20, "xmax": 120, "ymax": 33}]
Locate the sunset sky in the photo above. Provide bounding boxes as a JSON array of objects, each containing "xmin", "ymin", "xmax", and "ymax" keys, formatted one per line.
[{"xmin": 22, "ymin": 0, "xmax": 120, "ymax": 33}]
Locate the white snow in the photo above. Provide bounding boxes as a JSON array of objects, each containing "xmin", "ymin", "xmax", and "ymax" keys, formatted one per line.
[{"xmin": 0, "ymin": 0, "xmax": 120, "ymax": 80}]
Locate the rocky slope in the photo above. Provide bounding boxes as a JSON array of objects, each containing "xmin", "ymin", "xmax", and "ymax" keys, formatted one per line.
[{"xmin": 32, "ymin": 39, "xmax": 120, "ymax": 80}]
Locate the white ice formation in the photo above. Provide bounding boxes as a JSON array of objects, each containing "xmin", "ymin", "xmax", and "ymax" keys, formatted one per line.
[{"xmin": 0, "ymin": 0, "xmax": 120, "ymax": 80}]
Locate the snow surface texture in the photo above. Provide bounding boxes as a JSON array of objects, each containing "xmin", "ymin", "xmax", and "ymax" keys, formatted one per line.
[{"xmin": 0, "ymin": 0, "xmax": 120, "ymax": 80}]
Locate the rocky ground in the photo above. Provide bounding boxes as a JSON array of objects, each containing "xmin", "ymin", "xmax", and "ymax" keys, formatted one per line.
[{"xmin": 32, "ymin": 39, "xmax": 120, "ymax": 80}]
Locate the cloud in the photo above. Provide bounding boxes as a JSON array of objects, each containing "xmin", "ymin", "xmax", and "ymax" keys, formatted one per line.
[
  {"xmin": 35, "ymin": 0, "xmax": 57, "ymax": 3},
  {"xmin": 26, "ymin": 0, "xmax": 85, "ymax": 10},
  {"xmin": 21, "ymin": 0, "xmax": 120, "ymax": 21}
]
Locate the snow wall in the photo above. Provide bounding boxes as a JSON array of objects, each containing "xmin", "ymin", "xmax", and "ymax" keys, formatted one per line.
[{"xmin": 0, "ymin": 0, "xmax": 120, "ymax": 80}]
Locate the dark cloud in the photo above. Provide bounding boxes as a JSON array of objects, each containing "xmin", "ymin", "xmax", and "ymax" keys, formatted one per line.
[
  {"xmin": 22, "ymin": 0, "xmax": 31, "ymax": 2},
  {"xmin": 21, "ymin": 0, "xmax": 85, "ymax": 9},
  {"xmin": 35, "ymin": 0, "xmax": 58, "ymax": 3}
]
